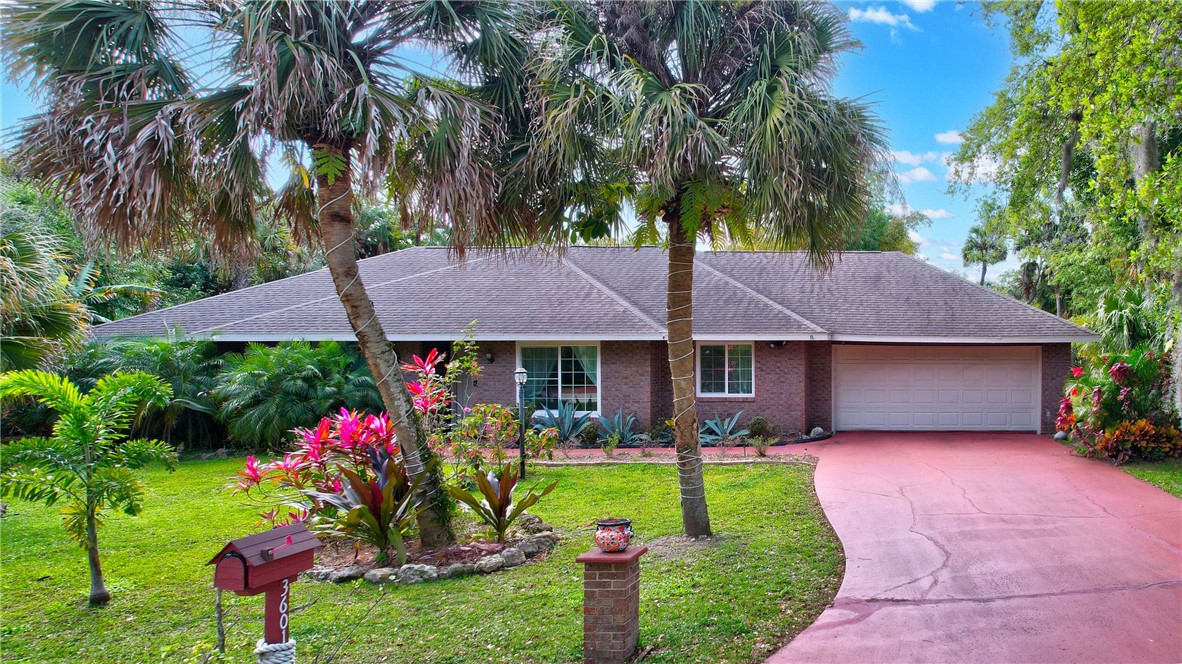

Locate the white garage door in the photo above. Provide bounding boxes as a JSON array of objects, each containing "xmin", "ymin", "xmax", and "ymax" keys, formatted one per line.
[{"xmin": 833, "ymin": 345, "xmax": 1040, "ymax": 432}]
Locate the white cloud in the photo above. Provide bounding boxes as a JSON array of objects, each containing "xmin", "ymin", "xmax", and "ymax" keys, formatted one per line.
[
  {"xmin": 919, "ymin": 208, "xmax": 956, "ymax": 220},
  {"xmin": 887, "ymin": 203, "xmax": 913, "ymax": 217},
  {"xmin": 945, "ymin": 154, "xmax": 1000, "ymax": 184},
  {"xmin": 901, "ymin": 0, "xmax": 937, "ymax": 11},
  {"xmin": 848, "ymin": 6, "xmax": 919, "ymax": 31},
  {"xmin": 907, "ymin": 229, "xmax": 933, "ymax": 246},
  {"xmin": 897, "ymin": 166, "xmax": 937, "ymax": 185},
  {"xmin": 891, "ymin": 150, "xmax": 941, "ymax": 166},
  {"xmin": 940, "ymin": 252, "xmax": 960, "ymax": 262},
  {"xmin": 935, "ymin": 130, "xmax": 964, "ymax": 144}
]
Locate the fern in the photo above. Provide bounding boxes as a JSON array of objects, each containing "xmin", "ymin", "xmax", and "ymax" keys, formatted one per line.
[{"xmin": 311, "ymin": 146, "xmax": 348, "ymax": 186}]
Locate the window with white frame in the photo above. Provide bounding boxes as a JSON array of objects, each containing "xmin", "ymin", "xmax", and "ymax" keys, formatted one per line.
[
  {"xmin": 697, "ymin": 343, "xmax": 754, "ymax": 396},
  {"xmin": 519, "ymin": 344, "xmax": 599, "ymax": 412}
]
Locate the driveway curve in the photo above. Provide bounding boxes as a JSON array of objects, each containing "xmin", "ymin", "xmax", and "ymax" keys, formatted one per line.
[{"xmin": 769, "ymin": 432, "xmax": 1182, "ymax": 664}]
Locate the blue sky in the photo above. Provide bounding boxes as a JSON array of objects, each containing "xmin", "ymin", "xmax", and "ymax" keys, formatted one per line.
[
  {"xmin": 834, "ymin": 0, "xmax": 1014, "ymax": 278},
  {"xmin": 1, "ymin": 0, "xmax": 1014, "ymax": 279}
]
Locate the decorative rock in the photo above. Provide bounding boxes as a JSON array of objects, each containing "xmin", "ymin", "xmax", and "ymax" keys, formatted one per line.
[
  {"xmin": 501, "ymin": 547, "xmax": 526, "ymax": 568},
  {"xmin": 363, "ymin": 567, "xmax": 399, "ymax": 584},
  {"xmin": 517, "ymin": 514, "xmax": 544, "ymax": 531},
  {"xmin": 810, "ymin": 427, "xmax": 825, "ymax": 438},
  {"xmin": 1053, "ymin": 431, "xmax": 1068, "ymax": 441},
  {"xmin": 440, "ymin": 563, "xmax": 476, "ymax": 579},
  {"xmin": 474, "ymin": 554, "xmax": 505, "ymax": 574},
  {"xmin": 518, "ymin": 536, "xmax": 556, "ymax": 558},
  {"xmin": 325, "ymin": 565, "xmax": 367, "ymax": 583},
  {"xmin": 397, "ymin": 564, "xmax": 439, "ymax": 584}
]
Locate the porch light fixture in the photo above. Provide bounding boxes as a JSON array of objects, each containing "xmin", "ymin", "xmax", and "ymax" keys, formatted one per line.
[
  {"xmin": 514, "ymin": 367, "xmax": 528, "ymax": 479},
  {"xmin": 486, "ymin": 351, "xmax": 495, "ymax": 364}
]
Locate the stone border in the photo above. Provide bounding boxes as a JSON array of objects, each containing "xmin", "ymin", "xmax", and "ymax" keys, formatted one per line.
[{"xmin": 303, "ymin": 516, "xmax": 561, "ymax": 586}]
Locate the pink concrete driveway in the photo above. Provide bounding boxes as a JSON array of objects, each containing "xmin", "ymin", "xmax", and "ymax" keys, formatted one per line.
[{"xmin": 769, "ymin": 432, "xmax": 1182, "ymax": 664}]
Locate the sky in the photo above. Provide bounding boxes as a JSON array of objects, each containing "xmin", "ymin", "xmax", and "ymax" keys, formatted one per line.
[
  {"xmin": 0, "ymin": 0, "xmax": 1016, "ymax": 280},
  {"xmin": 833, "ymin": 0, "xmax": 1015, "ymax": 279}
]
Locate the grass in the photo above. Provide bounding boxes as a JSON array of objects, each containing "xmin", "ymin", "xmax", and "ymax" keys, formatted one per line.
[
  {"xmin": 1122, "ymin": 458, "xmax": 1182, "ymax": 498},
  {"xmin": 0, "ymin": 459, "xmax": 841, "ymax": 663}
]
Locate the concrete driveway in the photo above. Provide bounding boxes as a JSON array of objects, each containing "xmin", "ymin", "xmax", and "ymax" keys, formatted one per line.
[{"xmin": 769, "ymin": 432, "xmax": 1182, "ymax": 664}]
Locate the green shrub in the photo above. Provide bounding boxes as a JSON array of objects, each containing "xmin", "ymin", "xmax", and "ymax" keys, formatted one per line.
[
  {"xmin": 748, "ymin": 416, "xmax": 774, "ymax": 438},
  {"xmin": 214, "ymin": 341, "xmax": 381, "ymax": 450},
  {"xmin": 749, "ymin": 436, "xmax": 774, "ymax": 457},
  {"xmin": 700, "ymin": 412, "xmax": 749, "ymax": 446}
]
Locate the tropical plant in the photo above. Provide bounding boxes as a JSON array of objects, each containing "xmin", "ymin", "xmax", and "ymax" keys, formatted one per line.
[
  {"xmin": 232, "ymin": 408, "xmax": 421, "ymax": 564},
  {"xmin": 5, "ymin": 0, "xmax": 525, "ymax": 547},
  {"xmin": 214, "ymin": 341, "xmax": 382, "ymax": 450},
  {"xmin": 442, "ymin": 403, "xmax": 518, "ymax": 486},
  {"xmin": 0, "ymin": 370, "xmax": 175, "ymax": 604},
  {"xmin": 525, "ymin": 1, "xmax": 885, "ymax": 536},
  {"xmin": 446, "ymin": 463, "xmax": 558, "ymax": 544},
  {"xmin": 961, "ymin": 224, "xmax": 1008, "ymax": 286},
  {"xmin": 596, "ymin": 409, "xmax": 648, "ymax": 448},
  {"xmin": 1092, "ymin": 287, "xmax": 1165, "ymax": 353},
  {"xmin": 534, "ymin": 401, "xmax": 593, "ymax": 445},
  {"xmin": 700, "ymin": 412, "xmax": 750, "ymax": 446},
  {"xmin": 0, "ymin": 217, "xmax": 87, "ymax": 370},
  {"xmin": 108, "ymin": 330, "xmax": 224, "ymax": 449},
  {"xmin": 67, "ymin": 261, "xmax": 162, "ymax": 324},
  {"xmin": 749, "ymin": 436, "xmax": 774, "ymax": 458}
]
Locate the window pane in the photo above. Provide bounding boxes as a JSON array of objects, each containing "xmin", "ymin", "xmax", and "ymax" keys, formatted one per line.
[
  {"xmin": 561, "ymin": 346, "xmax": 598, "ymax": 411},
  {"xmin": 727, "ymin": 344, "xmax": 753, "ymax": 395},
  {"xmin": 521, "ymin": 346, "xmax": 559, "ymax": 410},
  {"xmin": 700, "ymin": 345, "xmax": 726, "ymax": 393}
]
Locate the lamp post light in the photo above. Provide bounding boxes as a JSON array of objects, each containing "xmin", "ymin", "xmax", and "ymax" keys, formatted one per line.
[{"xmin": 514, "ymin": 367, "xmax": 528, "ymax": 479}]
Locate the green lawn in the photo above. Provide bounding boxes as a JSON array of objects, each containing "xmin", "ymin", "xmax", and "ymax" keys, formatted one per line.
[
  {"xmin": 1122, "ymin": 458, "xmax": 1182, "ymax": 498},
  {"xmin": 0, "ymin": 459, "xmax": 841, "ymax": 663}
]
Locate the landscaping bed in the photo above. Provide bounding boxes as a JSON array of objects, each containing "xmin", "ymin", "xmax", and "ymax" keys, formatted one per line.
[{"xmin": 0, "ymin": 458, "xmax": 842, "ymax": 663}]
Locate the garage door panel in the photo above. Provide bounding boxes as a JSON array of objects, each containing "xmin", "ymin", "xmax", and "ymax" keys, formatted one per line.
[{"xmin": 834, "ymin": 345, "xmax": 1039, "ymax": 432}]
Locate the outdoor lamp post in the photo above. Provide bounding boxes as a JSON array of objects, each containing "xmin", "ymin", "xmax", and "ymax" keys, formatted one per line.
[{"xmin": 514, "ymin": 367, "xmax": 528, "ymax": 479}]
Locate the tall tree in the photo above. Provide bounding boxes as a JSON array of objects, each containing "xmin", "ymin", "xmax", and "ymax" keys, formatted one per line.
[
  {"xmin": 4, "ymin": 1, "xmax": 524, "ymax": 545},
  {"xmin": 525, "ymin": 0, "xmax": 885, "ymax": 536},
  {"xmin": 961, "ymin": 224, "xmax": 1008, "ymax": 286}
]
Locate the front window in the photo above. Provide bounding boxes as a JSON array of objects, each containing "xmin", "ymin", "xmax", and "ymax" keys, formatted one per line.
[
  {"xmin": 698, "ymin": 343, "xmax": 754, "ymax": 396},
  {"xmin": 520, "ymin": 344, "xmax": 599, "ymax": 412}
]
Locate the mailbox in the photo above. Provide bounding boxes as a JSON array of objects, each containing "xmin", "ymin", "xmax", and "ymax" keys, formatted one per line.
[{"xmin": 209, "ymin": 523, "xmax": 321, "ymax": 646}]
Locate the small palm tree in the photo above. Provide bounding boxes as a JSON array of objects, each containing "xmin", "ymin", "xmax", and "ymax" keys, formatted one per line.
[
  {"xmin": 0, "ymin": 370, "xmax": 174, "ymax": 605},
  {"xmin": 522, "ymin": 1, "xmax": 886, "ymax": 536},
  {"xmin": 68, "ymin": 261, "xmax": 163, "ymax": 324},
  {"xmin": 962, "ymin": 224, "xmax": 1008, "ymax": 286},
  {"xmin": 5, "ymin": 1, "xmax": 525, "ymax": 545}
]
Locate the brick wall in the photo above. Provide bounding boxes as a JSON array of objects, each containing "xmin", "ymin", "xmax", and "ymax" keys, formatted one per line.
[
  {"xmin": 599, "ymin": 341, "xmax": 653, "ymax": 428},
  {"xmin": 693, "ymin": 341, "xmax": 808, "ymax": 434},
  {"xmin": 1041, "ymin": 342, "xmax": 1073, "ymax": 435},
  {"xmin": 649, "ymin": 342, "xmax": 672, "ymax": 427},
  {"xmin": 804, "ymin": 341, "xmax": 833, "ymax": 431},
  {"xmin": 464, "ymin": 341, "xmax": 518, "ymax": 408},
  {"xmin": 579, "ymin": 551, "xmax": 644, "ymax": 663}
]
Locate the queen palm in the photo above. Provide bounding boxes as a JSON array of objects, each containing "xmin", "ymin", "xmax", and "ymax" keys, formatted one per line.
[
  {"xmin": 524, "ymin": 1, "xmax": 885, "ymax": 535},
  {"xmin": 5, "ymin": 1, "xmax": 525, "ymax": 545},
  {"xmin": 962, "ymin": 224, "xmax": 1008, "ymax": 286}
]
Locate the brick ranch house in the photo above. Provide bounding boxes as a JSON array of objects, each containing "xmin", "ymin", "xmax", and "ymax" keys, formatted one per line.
[{"xmin": 92, "ymin": 247, "xmax": 1098, "ymax": 435}]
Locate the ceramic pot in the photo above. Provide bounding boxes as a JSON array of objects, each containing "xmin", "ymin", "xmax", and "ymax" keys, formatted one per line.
[{"xmin": 594, "ymin": 518, "xmax": 633, "ymax": 553}]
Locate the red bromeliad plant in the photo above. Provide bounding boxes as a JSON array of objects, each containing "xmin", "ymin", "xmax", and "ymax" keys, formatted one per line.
[{"xmin": 233, "ymin": 408, "xmax": 428, "ymax": 562}]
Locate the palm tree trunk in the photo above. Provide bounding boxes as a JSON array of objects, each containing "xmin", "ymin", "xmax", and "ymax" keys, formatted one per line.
[
  {"xmin": 979, "ymin": 263, "xmax": 987, "ymax": 286},
  {"xmin": 86, "ymin": 510, "xmax": 110, "ymax": 605},
  {"xmin": 664, "ymin": 211, "xmax": 712, "ymax": 538},
  {"xmin": 315, "ymin": 149, "xmax": 453, "ymax": 547}
]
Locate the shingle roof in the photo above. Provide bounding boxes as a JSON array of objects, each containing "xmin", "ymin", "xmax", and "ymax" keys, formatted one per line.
[{"xmin": 91, "ymin": 246, "xmax": 1098, "ymax": 343}]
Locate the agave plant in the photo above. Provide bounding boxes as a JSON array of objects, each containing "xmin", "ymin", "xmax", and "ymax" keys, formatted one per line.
[
  {"xmin": 304, "ymin": 446, "xmax": 423, "ymax": 566},
  {"xmin": 700, "ymin": 412, "xmax": 749, "ymax": 446},
  {"xmin": 534, "ymin": 401, "xmax": 593, "ymax": 445},
  {"xmin": 446, "ymin": 463, "xmax": 558, "ymax": 544},
  {"xmin": 596, "ymin": 409, "xmax": 649, "ymax": 448}
]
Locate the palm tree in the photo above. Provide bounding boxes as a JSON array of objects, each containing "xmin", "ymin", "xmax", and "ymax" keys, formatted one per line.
[
  {"xmin": 524, "ymin": 1, "xmax": 886, "ymax": 536},
  {"xmin": 5, "ymin": 1, "xmax": 524, "ymax": 545},
  {"xmin": 962, "ymin": 224, "xmax": 1008, "ymax": 286},
  {"xmin": 0, "ymin": 370, "xmax": 174, "ymax": 604}
]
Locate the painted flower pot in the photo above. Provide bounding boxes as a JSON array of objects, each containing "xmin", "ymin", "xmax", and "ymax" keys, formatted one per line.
[{"xmin": 594, "ymin": 518, "xmax": 633, "ymax": 553}]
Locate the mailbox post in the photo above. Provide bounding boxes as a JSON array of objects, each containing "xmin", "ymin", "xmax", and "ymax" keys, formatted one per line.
[{"xmin": 209, "ymin": 524, "xmax": 321, "ymax": 663}]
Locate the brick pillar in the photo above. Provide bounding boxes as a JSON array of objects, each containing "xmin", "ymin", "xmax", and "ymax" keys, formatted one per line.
[{"xmin": 576, "ymin": 545, "xmax": 648, "ymax": 663}]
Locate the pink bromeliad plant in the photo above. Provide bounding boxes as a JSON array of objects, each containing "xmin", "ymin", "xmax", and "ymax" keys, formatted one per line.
[{"xmin": 233, "ymin": 408, "xmax": 424, "ymax": 564}]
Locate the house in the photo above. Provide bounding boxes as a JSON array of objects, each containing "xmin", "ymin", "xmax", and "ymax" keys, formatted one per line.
[{"xmin": 92, "ymin": 247, "xmax": 1098, "ymax": 434}]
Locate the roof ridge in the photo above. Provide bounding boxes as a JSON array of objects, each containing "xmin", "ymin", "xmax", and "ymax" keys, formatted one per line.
[
  {"xmin": 562, "ymin": 254, "xmax": 666, "ymax": 335},
  {"xmin": 900, "ymin": 253, "xmax": 1098, "ymax": 337},
  {"xmin": 692, "ymin": 258, "xmax": 828, "ymax": 334},
  {"xmin": 192, "ymin": 252, "xmax": 493, "ymax": 336}
]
